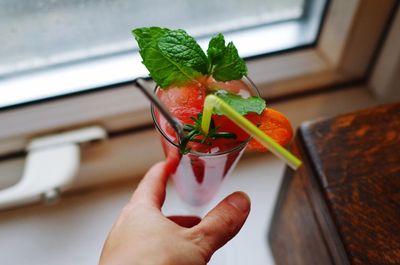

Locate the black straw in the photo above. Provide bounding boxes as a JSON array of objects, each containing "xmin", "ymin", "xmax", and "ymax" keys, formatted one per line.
[{"xmin": 134, "ymin": 78, "xmax": 184, "ymax": 141}]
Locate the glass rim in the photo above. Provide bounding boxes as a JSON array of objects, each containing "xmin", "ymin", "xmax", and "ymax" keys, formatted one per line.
[{"xmin": 151, "ymin": 76, "xmax": 260, "ymax": 157}]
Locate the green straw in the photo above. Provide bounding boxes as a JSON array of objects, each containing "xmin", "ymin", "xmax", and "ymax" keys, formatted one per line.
[{"xmin": 201, "ymin": 94, "xmax": 302, "ymax": 170}]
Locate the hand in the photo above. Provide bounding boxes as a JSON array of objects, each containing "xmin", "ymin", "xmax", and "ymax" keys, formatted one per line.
[{"xmin": 99, "ymin": 161, "xmax": 251, "ymax": 265}]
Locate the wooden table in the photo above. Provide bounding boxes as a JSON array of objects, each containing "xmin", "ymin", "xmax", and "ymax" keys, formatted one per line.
[{"xmin": 269, "ymin": 103, "xmax": 400, "ymax": 265}]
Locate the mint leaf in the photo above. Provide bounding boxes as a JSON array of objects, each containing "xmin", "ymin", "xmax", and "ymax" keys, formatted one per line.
[
  {"xmin": 132, "ymin": 27, "xmax": 169, "ymax": 51},
  {"xmin": 158, "ymin": 30, "xmax": 209, "ymax": 75},
  {"xmin": 132, "ymin": 27, "xmax": 202, "ymax": 88},
  {"xmin": 207, "ymin": 33, "xmax": 226, "ymax": 67},
  {"xmin": 214, "ymin": 90, "xmax": 265, "ymax": 115},
  {"xmin": 143, "ymin": 47, "xmax": 201, "ymax": 88},
  {"xmin": 212, "ymin": 42, "xmax": 247, "ymax": 82}
]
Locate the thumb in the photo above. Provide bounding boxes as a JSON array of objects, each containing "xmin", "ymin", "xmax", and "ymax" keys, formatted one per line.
[{"xmin": 191, "ymin": 191, "xmax": 251, "ymax": 260}]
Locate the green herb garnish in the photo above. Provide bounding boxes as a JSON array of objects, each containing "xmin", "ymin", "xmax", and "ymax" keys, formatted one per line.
[
  {"xmin": 207, "ymin": 34, "xmax": 247, "ymax": 81},
  {"xmin": 179, "ymin": 114, "xmax": 236, "ymax": 154},
  {"xmin": 132, "ymin": 27, "xmax": 248, "ymax": 88}
]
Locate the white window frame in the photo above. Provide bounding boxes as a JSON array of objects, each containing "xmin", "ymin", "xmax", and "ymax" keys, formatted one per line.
[{"xmin": 0, "ymin": 0, "xmax": 398, "ymax": 191}]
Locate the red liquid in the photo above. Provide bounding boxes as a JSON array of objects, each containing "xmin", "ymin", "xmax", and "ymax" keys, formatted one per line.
[
  {"xmin": 153, "ymin": 78, "xmax": 257, "ymax": 206},
  {"xmin": 159, "ymin": 135, "xmax": 246, "ymax": 206}
]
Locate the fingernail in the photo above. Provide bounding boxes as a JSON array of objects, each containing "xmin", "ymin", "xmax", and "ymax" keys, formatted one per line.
[{"xmin": 227, "ymin": 192, "xmax": 250, "ymax": 213}]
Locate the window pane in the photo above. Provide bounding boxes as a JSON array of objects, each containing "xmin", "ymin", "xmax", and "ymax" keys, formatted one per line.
[{"xmin": 0, "ymin": 0, "xmax": 304, "ymax": 77}]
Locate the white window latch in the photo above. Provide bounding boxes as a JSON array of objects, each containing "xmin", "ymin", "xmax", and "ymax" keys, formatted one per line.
[{"xmin": 0, "ymin": 126, "xmax": 106, "ymax": 210}]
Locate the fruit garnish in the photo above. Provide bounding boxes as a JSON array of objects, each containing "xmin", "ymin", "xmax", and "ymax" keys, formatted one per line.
[
  {"xmin": 206, "ymin": 78, "xmax": 246, "ymax": 95},
  {"xmin": 154, "ymin": 75, "xmax": 267, "ymax": 151},
  {"xmin": 132, "ymin": 27, "xmax": 247, "ymax": 88},
  {"xmin": 156, "ymin": 82, "xmax": 206, "ymax": 125},
  {"xmin": 247, "ymin": 108, "xmax": 293, "ymax": 152}
]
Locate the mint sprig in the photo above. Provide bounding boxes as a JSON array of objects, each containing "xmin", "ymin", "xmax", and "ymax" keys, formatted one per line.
[
  {"xmin": 132, "ymin": 27, "xmax": 248, "ymax": 88},
  {"xmin": 179, "ymin": 114, "xmax": 236, "ymax": 154}
]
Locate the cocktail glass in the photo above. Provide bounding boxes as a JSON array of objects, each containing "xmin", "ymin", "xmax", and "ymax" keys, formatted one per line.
[{"xmin": 151, "ymin": 77, "xmax": 260, "ymax": 208}]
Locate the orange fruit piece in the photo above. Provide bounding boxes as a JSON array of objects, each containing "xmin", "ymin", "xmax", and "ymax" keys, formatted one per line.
[{"xmin": 248, "ymin": 108, "xmax": 293, "ymax": 152}]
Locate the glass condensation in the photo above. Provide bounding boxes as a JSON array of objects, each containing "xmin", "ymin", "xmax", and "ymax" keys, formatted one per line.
[{"xmin": 0, "ymin": 0, "xmax": 304, "ymax": 77}]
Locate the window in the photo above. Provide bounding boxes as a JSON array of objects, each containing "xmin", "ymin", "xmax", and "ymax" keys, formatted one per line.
[
  {"xmin": 0, "ymin": 0, "xmax": 327, "ymax": 108},
  {"xmin": 2, "ymin": 0, "xmax": 305, "ymax": 76}
]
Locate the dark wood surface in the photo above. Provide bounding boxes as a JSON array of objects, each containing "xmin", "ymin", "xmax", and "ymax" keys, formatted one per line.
[{"xmin": 269, "ymin": 103, "xmax": 400, "ymax": 265}]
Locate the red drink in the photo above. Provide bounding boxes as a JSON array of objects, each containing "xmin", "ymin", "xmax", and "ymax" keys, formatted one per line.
[{"xmin": 152, "ymin": 77, "xmax": 259, "ymax": 206}]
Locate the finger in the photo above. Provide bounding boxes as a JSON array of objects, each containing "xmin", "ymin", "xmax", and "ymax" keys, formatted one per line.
[
  {"xmin": 168, "ymin": 216, "xmax": 202, "ymax": 228},
  {"xmin": 190, "ymin": 192, "xmax": 251, "ymax": 259},
  {"xmin": 130, "ymin": 161, "xmax": 169, "ymax": 208}
]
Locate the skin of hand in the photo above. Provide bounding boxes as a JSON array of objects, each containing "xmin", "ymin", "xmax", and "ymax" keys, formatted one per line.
[{"xmin": 99, "ymin": 161, "xmax": 251, "ymax": 265}]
